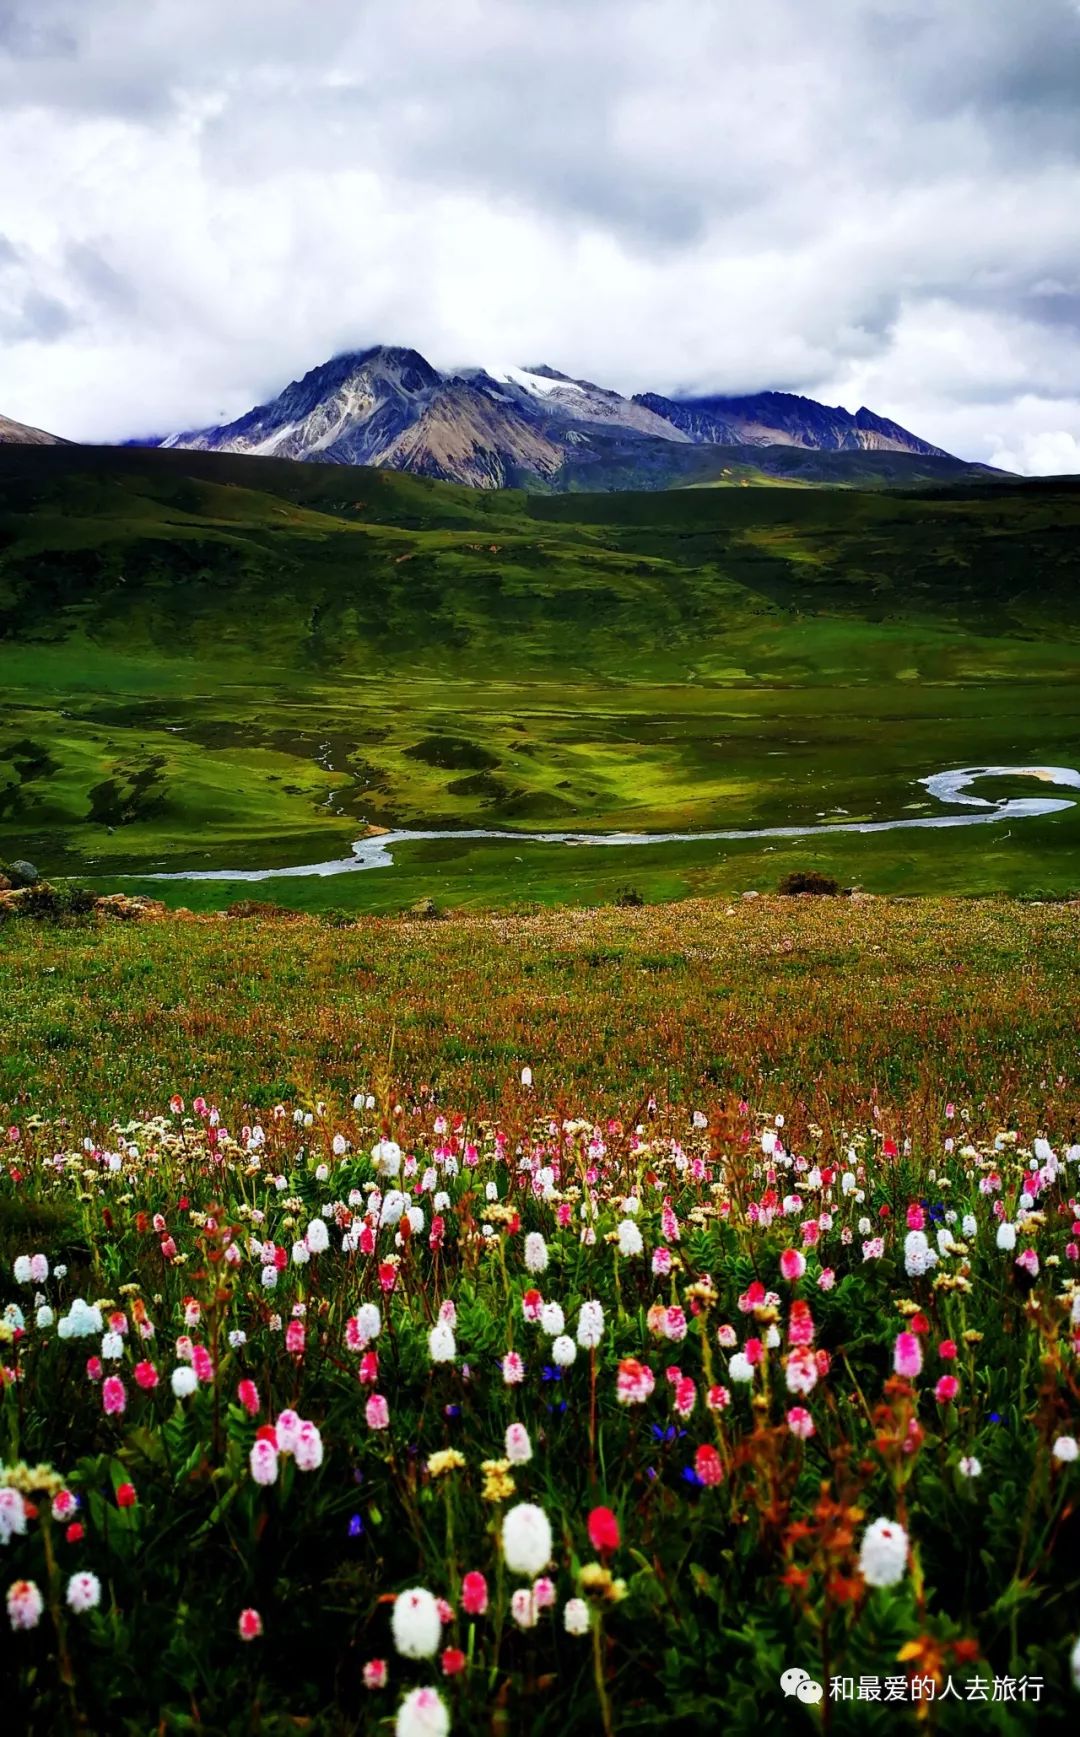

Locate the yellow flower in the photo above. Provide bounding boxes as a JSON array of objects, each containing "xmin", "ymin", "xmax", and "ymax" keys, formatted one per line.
[
  {"xmin": 480, "ymin": 1458, "xmax": 516, "ymax": 1502},
  {"xmin": 427, "ymin": 1450, "xmax": 466, "ymax": 1479}
]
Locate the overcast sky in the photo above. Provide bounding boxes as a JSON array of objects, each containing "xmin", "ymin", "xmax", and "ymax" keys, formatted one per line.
[{"xmin": 2, "ymin": 0, "xmax": 1079, "ymax": 471}]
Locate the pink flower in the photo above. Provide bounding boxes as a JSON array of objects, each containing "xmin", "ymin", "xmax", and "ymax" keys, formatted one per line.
[
  {"xmin": 249, "ymin": 1439, "xmax": 279, "ymax": 1487},
  {"xmin": 502, "ymin": 1352, "xmax": 525, "ymax": 1385},
  {"xmin": 366, "ymin": 1394, "xmax": 390, "ymax": 1430},
  {"xmin": 907, "ymin": 1204, "xmax": 925, "ymax": 1230},
  {"xmin": 358, "ymin": 1350, "xmax": 379, "ymax": 1386},
  {"xmin": 934, "ymin": 1375, "xmax": 960, "ymax": 1404},
  {"xmin": 191, "ymin": 1345, "xmax": 214, "ymax": 1383},
  {"xmin": 286, "ymin": 1320, "xmax": 305, "ymax": 1356},
  {"xmin": 938, "ymin": 1340, "xmax": 958, "ymax": 1361},
  {"xmin": 673, "ymin": 1376, "xmax": 696, "ymax": 1419},
  {"xmin": 238, "ymin": 1608, "xmax": 262, "ymax": 1641},
  {"xmin": 817, "ymin": 1268, "xmax": 836, "ymax": 1291},
  {"xmin": 616, "ymin": 1358, "xmax": 655, "ymax": 1405},
  {"xmin": 664, "ymin": 1306, "xmax": 688, "ymax": 1342},
  {"xmin": 894, "ymin": 1332, "xmax": 923, "ymax": 1379},
  {"xmin": 532, "ymin": 1576, "xmax": 556, "ymax": 1609},
  {"xmin": 134, "ymin": 1361, "xmax": 159, "ymax": 1390},
  {"xmin": 102, "ymin": 1376, "xmax": 126, "ymax": 1416},
  {"xmin": 237, "ymin": 1379, "xmax": 260, "ymax": 1416},
  {"xmin": 6, "ymin": 1579, "xmax": 44, "ymax": 1630},
  {"xmin": 705, "ymin": 1384, "xmax": 730, "ymax": 1411},
  {"xmin": 779, "ymin": 1249, "xmax": 806, "ymax": 1282},
  {"xmin": 1016, "ymin": 1249, "xmax": 1039, "ymax": 1277},
  {"xmin": 785, "ymin": 1349, "xmax": 818, "ymax": 1396},
  {"xmin": 461, "ymin": 1571, "xmax": 488, "ymax": 1615},
  {"xmin": 86, "ymin": 1357, "xmax": 103, "ymax": 1383},
  {"xmin": 363, "ymin": 1658, "xmax": 388, "ymax": 1690},
  {"xmin": 651, "ymin": 1248, "xmax": 672, "ymax": 1277},
  {"xmin": 787, "ymin": 1406, "xmax": 815, "ymax": 1439}
]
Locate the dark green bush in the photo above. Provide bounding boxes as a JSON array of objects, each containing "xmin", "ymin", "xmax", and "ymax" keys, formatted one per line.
[{"xmin": 777, "ymin": 869, "xmax": 842, "ymax": 896}]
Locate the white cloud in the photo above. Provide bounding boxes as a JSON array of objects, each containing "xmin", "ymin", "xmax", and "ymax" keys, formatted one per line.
[{"xmin": 0, "ymin": 0, "xmax": 1077, "ymax": 470}]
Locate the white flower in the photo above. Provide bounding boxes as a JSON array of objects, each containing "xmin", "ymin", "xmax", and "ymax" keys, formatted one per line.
[
  {"xmin": 0, "ymin": 1488, "xmax": 27, "ymax": 1544},
  {"xmin": 616, "ymin": 1219, "xmax": 643, "ymax": 1258},
  {"xmin": 501, "ymin": 1502, "xmax": 552, "ymax": 1576},
  {"xmin": 728, "ymin": 1353, "xmax": 754, "ymax": 1384},
  {"xmin": 356, "ymin": 1303, "xmax": 382, "ymax": 1342},
  {"xmin": 406, "ymin": 1207, "xmax": 425, "ymax": 1236},
  {"xmin": 379, "ymin": 1191, "xmax": 407, "ymax": 1228},
  {"xmin": 1052, "ymin": 1435, "xmax": 1079, "ymax": 1463},
  {"xmin": 958, "ymin": 1456, "xmax": 982, "ymax": 1478},
  {"xmin": 520, "ymin": 1066, "xmax": 533, "ymax": 1088},
  {"xmin": 305, "ymin": 1218, "xmax": 330, "ymax": 1255},
  {"xmin": 372, "ymin": 1139, "xmax": 402, "ymax": 1178},
  {"xmin": 1072, "ymin": 1634, "xmax": 1080, "ymax": 1690},
  {"xmin": 391, "ymin": 1587, "xmax": 441, "ymax": 1659},
  {"xmin": 292, "ymin": 1241, "xmax": 310, "ymax": 1265},
  {"xmin": 66, "ymin": 1571, "xmax": 102, "ymax": 1614},
  {"xmin": 511, "ymin": 1586, "xmax": 538, "ymax": 1628},
  {"xmin": 171, "ymin": 1366, "xmax": 198, "ymax": 1398},
  {"xmin": 294, "ymin": 1420, "xmax": 324, "ymax": 1472},
  {"xmin": 858, "ymin": 1517, "xmax": 909, "ymax": 1588},
  {"xmin": 996, "ymin": 1222, "xmax": 1016, "ymax": 1251},
  {"xmin": 35, "ymin": 1306, "xmax": 54, "ymax": 1330},
  {"xmin": 552, "ymin": 1335, "xmax": 577, "ymax": 1367},
  {"xmin": 576, "ymin": 1300, "xmax": 604, "ymax": 1349},
  {"xmin": 428, "ymin": 1320, "xmax": 456, "ymax": 1363},
  {"xmin": 564, "ymin": 1597, "xmax": 590, "ymax": 1635},
  {"xmin": 524, "ymin": 1233, "xmax": 548, "ymax": 1275},
  {"xmin": 12, "ymin": 1256, "xmax": 32, "ymax": 1285},
  {"xmin": 396, "ymin": 1685, "xmax": 449, "ymax": 1737},
  {"xmin": 540, "ymin": 1302, "xmax": 565, "ymax": 1336},
  {"xmin": 505, "ymin": 1423, "xmax": 532, "ymax": 1464},
  {"xmin": 101, "ymin": 1332, "xmax": 123, "ymax": 1360}
]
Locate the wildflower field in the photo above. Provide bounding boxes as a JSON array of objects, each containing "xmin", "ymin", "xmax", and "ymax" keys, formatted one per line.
[{"xmin": 2, "ymin": 898, "xmax": 1080, "ymax": 1733}]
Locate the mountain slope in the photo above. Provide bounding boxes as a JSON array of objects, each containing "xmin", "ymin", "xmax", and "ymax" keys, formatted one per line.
[
  {"xmin": 163, "ymin": 344, "xmax": 990, "ymax": 491},
  {"xmin": 634, "ymin": 389, "xmax": 948, "ymax": 455},
  {"xmin": 0, "ymin": 412, "xmax": 70, "ymax": 446}
]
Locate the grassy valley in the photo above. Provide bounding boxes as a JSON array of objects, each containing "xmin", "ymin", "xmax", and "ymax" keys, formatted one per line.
[{"xmin": 1, "ymin": 445, "xmax": 1079, "ymax": 907}]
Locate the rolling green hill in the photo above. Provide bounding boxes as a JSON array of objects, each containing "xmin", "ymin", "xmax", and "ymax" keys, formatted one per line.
[{"xmin": 1, "ymin": 444, "xmax": 1078, "ymax": 906}]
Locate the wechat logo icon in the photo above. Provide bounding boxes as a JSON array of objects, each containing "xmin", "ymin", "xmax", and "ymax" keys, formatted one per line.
[{"xmin": 781, "ymin": 1667, "xmax": 825, "ymax": 1705}]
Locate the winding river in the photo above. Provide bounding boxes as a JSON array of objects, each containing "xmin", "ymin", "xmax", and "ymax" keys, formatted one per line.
[{"xmin": 143, "ymin": 764, "xmax": 1080, "ymax": 882}]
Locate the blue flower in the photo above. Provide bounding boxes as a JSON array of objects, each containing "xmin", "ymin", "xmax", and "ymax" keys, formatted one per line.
[
  {"xmin": 348, "ymin": 1514, "xmax": 364, "ymax": 1537},
  {"xmin": 681, "ymin": 1466, "xmax": 704, "ymax": 1487},
  {"xmin": 542, "ymin": 1365, "xmax": 563, "ymax": 1382}
]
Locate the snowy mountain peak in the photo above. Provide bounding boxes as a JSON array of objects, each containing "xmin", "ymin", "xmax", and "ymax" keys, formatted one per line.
[{"xmin": 159, "ymin": 342, "xmax": 962, "ymax": 488}]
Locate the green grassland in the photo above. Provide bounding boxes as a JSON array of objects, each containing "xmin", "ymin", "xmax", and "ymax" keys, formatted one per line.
[{"xmin": 1, "ymin": 445, "xmax": 1079, "ymax": 906}]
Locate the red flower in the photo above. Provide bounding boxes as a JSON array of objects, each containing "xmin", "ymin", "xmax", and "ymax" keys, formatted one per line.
[
  {"xmin": 65, "ymin": 1522, "xmax": 84, "ymax": 1545},
  {"xmin": 116, "ymin": 1483, "xmax": 137, "ymax": 1509},
  {"xmin": 255, "ymin": 1423, "xmax": 278, "ymax": 1444},
  {"xmin": 694, "ymin": 1444, "xmax": 725, "ymax": 1486},
  {"xmin": 911, "ymin": 1312, "xmax": 930, "ymax": 1336},
  {"xmin": 441, "ymin": 1647, "xmax": 467, "ymax": 1676},
  {"xmin": 587, "ymin": 1506, "xmax": 620, "ymax": 1553}
]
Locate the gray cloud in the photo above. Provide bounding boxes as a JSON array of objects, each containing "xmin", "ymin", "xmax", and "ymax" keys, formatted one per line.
[{"xmin": 0, "ymin": 0, "xmax": 1078, "ymax": 470}]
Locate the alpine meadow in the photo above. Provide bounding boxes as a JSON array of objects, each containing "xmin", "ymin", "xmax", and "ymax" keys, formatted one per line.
[{"xmin": 4, "ymin": 3, "xmax": 1080, "ymax": 1735}]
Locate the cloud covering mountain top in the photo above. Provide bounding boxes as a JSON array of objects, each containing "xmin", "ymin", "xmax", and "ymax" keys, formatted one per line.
[{"xmin": 1, "ymin": 0, "xmax": 1078, "ymax": 471}]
